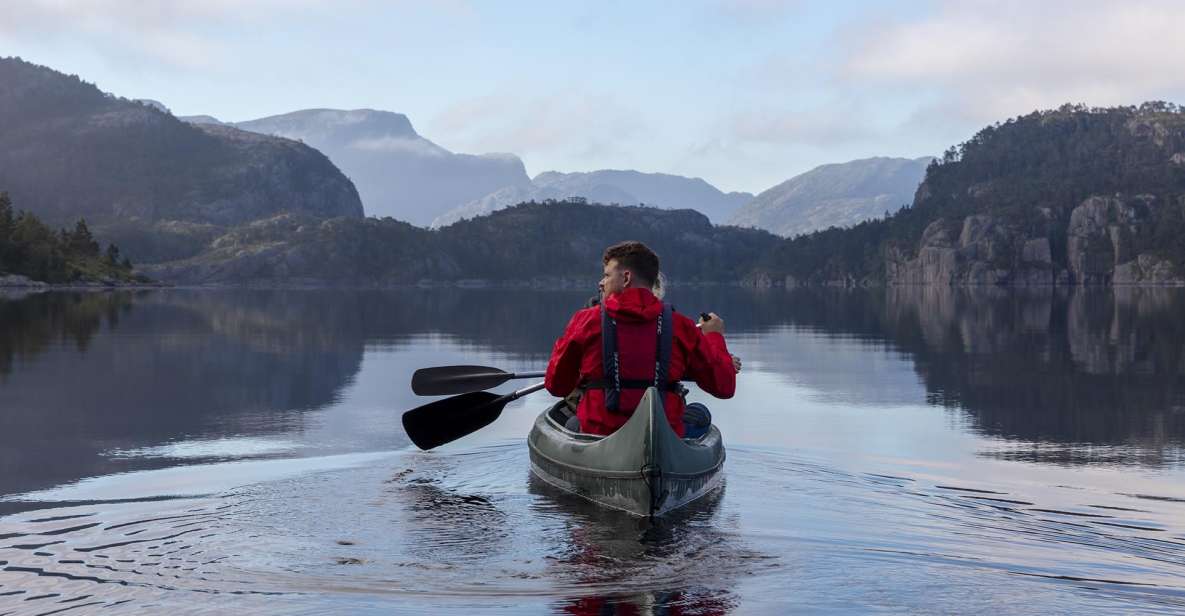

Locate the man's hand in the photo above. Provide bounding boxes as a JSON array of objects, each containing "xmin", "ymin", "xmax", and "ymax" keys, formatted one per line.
[
  {"xmin": 699, "ymin": 311, "xmax": 725, "ymax": 335},
  {"xmin": 731, "ymin": 354, "xmax": 742, "ymax": 373}
]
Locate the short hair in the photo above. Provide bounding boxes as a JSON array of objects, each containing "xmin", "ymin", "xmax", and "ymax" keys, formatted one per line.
[{"xmin": 603, "ymin": 241, "xmax": 660, "ymax": 286}]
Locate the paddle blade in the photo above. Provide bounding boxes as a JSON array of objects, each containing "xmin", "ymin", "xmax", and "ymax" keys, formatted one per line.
[
  {"xmin": 411, "ymin": 365, "xmax": 512, "ymax": 396},
  {"xmin": 401, "ymin": 391, "xmax": 505, "ymax": 450}
]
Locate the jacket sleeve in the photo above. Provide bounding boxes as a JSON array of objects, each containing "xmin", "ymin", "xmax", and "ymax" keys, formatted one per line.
[
  {"xmin": 683, "ymin": 328, "xmax": 736, "ymax": 399},
  {"xmin": 545, "ymin": 311, "xmax": 589, "ymax": 397}
]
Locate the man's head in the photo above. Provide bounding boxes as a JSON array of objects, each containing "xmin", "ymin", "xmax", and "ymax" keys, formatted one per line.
[{"xmin": 599, "ymin": 241, "xmax": 660, "ymax": 298}]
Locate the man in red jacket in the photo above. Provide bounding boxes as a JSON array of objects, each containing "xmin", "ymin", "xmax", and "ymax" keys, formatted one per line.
[{"xmin": 545, "ymin": 241, "xmax": 737, "ymax": 437}]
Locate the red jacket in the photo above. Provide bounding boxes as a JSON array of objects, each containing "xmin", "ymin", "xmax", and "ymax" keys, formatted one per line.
[{"xmin": 545, "ymin": 287, "xmax": 735, "ymax": 436}]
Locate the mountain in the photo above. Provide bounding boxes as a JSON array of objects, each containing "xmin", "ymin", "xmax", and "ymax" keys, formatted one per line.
[
  {"xmin": 134, "ymin": 99, "xmax": 170, "ymax": 113},
  {"xmin": 143, "ymin": 200, "xmax": 781, "ymax": 286},
  {"xmin": 180, "ymin": 114, "xmax": 225, "ymax": 125},
  {"xmin": 760, "ymin": 103, "xmax": 1185, "ymax": 286},
  {"xmin": 430, "ymin": 184, "xmax": 638, "ymax": 228},
  {"xmin": 432, "ymin": 169, "xmax": 753, "ymax": 227},
  {"xmin": 533, "ymin": 170, "xmax": 753, "ymax": 224},
  {"xmin": 0, "ymin": 57, "xmax": 363, "ymax": 263},
  {"xmin": 235, "ymin": 109, "xmax": 531, "ymax": 225},
  {"xmin": 730, "ymin": 157, "xmax": 932, "ymax": 237}
]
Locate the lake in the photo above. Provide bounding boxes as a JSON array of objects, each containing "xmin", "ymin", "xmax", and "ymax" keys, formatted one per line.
[{"xmin": 1, "ymin": 287, "xmax": 1184, "ymax": 614}]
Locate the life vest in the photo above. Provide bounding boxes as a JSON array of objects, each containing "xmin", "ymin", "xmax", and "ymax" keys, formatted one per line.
[{"xmin": 584, "ymin": 301, "xmax": 683, "ymax": 413}]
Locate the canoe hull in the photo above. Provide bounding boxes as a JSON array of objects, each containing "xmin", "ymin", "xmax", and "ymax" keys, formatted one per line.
[{"xmin": 527, "ymin": 388, "xmax": 725, "ymax": 517}]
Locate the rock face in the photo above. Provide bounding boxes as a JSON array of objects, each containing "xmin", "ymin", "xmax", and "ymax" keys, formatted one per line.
[
  {"xmin": 1067, "ymin": 195, "xmax": 1149, "ymax": 284},
  {"xmin": 432, "ymin": 169, "xmax": 752, "ymax": 228},
  {"xmin": 0, "ymin": 274, "xmax": 48, "ymax": 288},
  {"xmin": 730, "ymin": 157, "xmax": 932, "ymax": 237},
  {"xmin": 236, "ymin": 109, "xmax": 531, "ymax": 225},
  {"xmin": 887, "ymin": 194, "xmax": 1183, "ymax": 285}
]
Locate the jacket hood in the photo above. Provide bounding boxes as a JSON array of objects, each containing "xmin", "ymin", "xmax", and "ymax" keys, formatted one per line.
[{"xmin": 604, "ymin": 287, "xmax": 663, "ymax": 322}]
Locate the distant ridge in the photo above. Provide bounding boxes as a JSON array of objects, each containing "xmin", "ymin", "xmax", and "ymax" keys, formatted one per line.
[
  {"xmin": 143, "ymin": 199, "xmax": 781, "ymax": 285},
  {"xmin": 180, "ymin": 114, "xmax": 225, "ymax": 125},
  {"xmin": 432, "ymin": 169, "xmax": 752, "ymax": 227},
  {"xmin": 730, "ymin": 157, "xmax": 932, "ymax": 237},
  {"xmin": 235, "ymin": 109, "xmax": 531, "ymax": 225}
]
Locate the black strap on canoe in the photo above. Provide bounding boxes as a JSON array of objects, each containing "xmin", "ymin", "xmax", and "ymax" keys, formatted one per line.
[{"xmin": 594, "ymin": 301, "xmax": 675, "ymax": 412}]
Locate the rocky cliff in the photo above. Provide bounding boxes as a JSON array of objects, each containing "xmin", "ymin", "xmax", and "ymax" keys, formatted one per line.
[
  {"xmin": 886, "ymin": 194, "xmax": 1183, "ymax": 286},
  {"xmin": 766, "ymin": 103, "xmax": 1185, "ymax": 287}
]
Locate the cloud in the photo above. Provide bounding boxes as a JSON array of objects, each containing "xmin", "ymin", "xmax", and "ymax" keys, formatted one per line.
[
  {"xmin": 349, "ymin": 136, "xmax": 448, "ymax": 156},
  {"xmin": 430, "ymin": 91, "xmax": 647, "ymax": 164},
  {"xmin": 0, "ymin": 0, "xmax": 351, "ymax": 70},
  {"xmin": 840, "ymin": 0, "xmax": 1185, "ymax": 125},
  {"xmin": 0, "ymin": 0, "xmax": 336, "ymax": 31},
  {"xmin": 730, "ymin": 104, "xmax": 882, "ymax": 147}
]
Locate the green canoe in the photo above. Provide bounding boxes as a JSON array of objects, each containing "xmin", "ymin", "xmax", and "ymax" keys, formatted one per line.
[{"xmin": 527, "ymin": 387, "xmax": 726, "ymax": 517}]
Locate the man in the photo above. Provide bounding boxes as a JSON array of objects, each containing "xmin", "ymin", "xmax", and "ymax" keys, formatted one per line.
[{"xmin": 545, "ymin": 241, "xmax": 737, "ymax": 437}]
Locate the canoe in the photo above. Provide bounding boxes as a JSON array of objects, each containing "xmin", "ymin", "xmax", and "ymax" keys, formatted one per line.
[{"xmin": 527, "ymin": 386, "xmax": 725, "ymax": 517}]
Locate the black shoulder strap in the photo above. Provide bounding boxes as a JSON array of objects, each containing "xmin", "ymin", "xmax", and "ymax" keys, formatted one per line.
[
  {"xmin": 600, "ymin": 304, "xmax": 621, "ymax": 412},
  {"xmin": 655, "ymin": 302, "xmax": 673, "ymax": 389},
  {"xmin": 599, "ymin": 301, "xmax": 675, "ymax": 412}
]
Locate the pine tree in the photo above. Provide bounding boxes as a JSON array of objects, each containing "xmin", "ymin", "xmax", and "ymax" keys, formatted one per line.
[
  {"xmin": 69, "ymin": 219, "xmax": 100, "ymax": 257},
  {"xmin": 0, "ymin": 192, "xmax": 12, "ymax": 235}
]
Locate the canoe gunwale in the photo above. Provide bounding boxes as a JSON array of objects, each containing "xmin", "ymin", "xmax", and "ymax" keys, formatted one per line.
[
  {"xmin": 527, "ymin": 388, "xmax": 725, "ymax": 517},
  {"xmin": 528, "ymin": 438, "xmax": 725, "ymax": 480}
]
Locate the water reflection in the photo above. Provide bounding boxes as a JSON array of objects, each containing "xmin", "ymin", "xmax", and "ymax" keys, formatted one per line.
[
  {"xmin": 0, "ymin": 290, "xmax": 366, "ymax": 499},
  {"xmin": 2, "ymin": 284, "xmax": 1184, "ymax": 510},
  {"xmin": 533, "ymin": 480, "xmax": 740, "ymax": 615},
  {"xmin": 882, "ymin": 286, "xmax": 1185, "ymax": 466}
]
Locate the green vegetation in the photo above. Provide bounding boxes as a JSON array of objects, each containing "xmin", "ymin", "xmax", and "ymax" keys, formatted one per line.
[
  {"xmin": 0, "ymin": 56, "xmax": 362, "ymax": 264},
  {"xmin": 761, "ymin": 103, "xmax": 1185, "ymax": 283},
  {"xmin": 144, "ymin": 200, "xmax": 783, "ymax": 285},
  {"xmin": 437, "ymin": 200, "xmax": 779, "ymax": 283},
  {"xmin": 0, "ymin": 192, "xmax": 141, "ymax": 283},
  {"xmin": 5, "ymin": 52, "xmax": 1185, "ymax": 287}
]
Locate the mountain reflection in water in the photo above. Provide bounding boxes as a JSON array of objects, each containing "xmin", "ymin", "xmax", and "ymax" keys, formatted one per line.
[
  {"xmin": 2, "ymin": 287, "xmax": 1185, "ymax": 496},
  {"xmin": 883, "ymin": 286, "xmax": 1185, "ymax": 466},
  {"xmin": 2, "ymin": 286, "xmax": 1185, "ymax": 614}
]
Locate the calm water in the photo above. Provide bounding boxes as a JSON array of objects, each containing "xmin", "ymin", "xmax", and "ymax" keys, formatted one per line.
[{"xmin": 1, "ymin": 287, "xmax": 1184, "ymax": 614}]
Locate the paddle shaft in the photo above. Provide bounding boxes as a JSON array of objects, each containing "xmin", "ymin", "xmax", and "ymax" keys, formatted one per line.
[
  {"xmin": 411, "ymin": 365, "xmax": 545, "ymax": 395},
  {"xmin": 477, "ymin": 370, "xmax": 544, "ymax": 383},
  {"xmin": 503, "ymin": 381, "xmax": 547, "ymax": 402}
]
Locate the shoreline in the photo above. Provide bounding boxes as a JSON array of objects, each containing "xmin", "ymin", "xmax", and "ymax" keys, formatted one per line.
[{"xmin": 4, "ymin": 277, "xmax": 1185, "ymax": 294}]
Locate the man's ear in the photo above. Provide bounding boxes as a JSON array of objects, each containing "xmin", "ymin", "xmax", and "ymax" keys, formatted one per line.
[{"xmin": 622, "ymin": 269, "xmax": 632, "ymax": 288}]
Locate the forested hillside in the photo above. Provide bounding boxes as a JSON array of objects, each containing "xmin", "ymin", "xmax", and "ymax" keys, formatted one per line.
[
  {"xmin": 760, "ymin": 103, "xmax": 1185, "ymax": 285},
  {"xmin": 0, "ymin": 57, "xmax": 362, "ymax": 264},
  {"xmin": 142, "ymin": 200, "xmax": 781, "ymax": 286},
  {"xmin": 0, "ymin": 193, "xmax": 140, "ymax": 284}
]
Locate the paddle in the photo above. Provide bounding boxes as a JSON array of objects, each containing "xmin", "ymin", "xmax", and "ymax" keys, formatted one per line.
[
  {"xmin": 411, "ymin": 365, "xmax": 546, "ymax": 396},
  {"xmin": 402, "ymin": 381, "xmax": 547, "ymax": 450}
]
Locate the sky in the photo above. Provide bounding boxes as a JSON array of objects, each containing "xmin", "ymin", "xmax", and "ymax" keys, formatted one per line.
[{"xmin": 3, "ymin": 0, "xmax": 1185, "ymax": 194}]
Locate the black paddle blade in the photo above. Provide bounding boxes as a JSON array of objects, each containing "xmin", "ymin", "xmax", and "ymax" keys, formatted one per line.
[
  {"xmin": 401, "ymin": 391, "xmax": 505, "ymax": 450},
  {"xmin": 411, "ymin": 365, "xmax": 511, "ymax": 396}
]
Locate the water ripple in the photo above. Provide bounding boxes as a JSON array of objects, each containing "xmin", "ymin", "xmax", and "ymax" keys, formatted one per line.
[{"xmin": 1, "ymin": 445, "xmax": 1184, "ymax": 613}]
